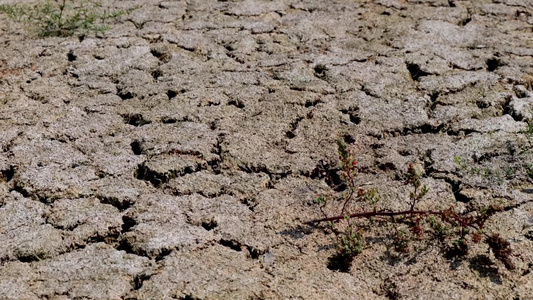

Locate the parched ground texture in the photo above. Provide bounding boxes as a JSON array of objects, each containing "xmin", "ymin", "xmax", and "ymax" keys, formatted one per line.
[{"xmin": 0, "ymin": 0, "xmax": 532, "ymax": 299}]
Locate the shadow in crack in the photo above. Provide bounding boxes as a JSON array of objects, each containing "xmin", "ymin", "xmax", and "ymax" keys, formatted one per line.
[
  {"xmin": 468, "ymin": 255, "xmax": 503, "ymax": 285},
  {"xmin": 278, "ymin": 224, "xmax": 317, "ymax": 239}
]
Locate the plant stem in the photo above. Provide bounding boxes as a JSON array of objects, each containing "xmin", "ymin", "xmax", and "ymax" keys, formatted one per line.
[
  {"xmin": 305, "ymin": 209, "xmax": 444, "ymax": 224},
  {"xmin": 306, "ymin": 208, "xmax": 486, "ymax": 238},
  {"xmin": 59, "ymin": 0, "xmax": 66, "ymax": 27}
]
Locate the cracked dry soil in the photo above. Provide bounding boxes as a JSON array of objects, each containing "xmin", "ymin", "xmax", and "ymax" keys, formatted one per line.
[{"xmin": 1, "ymin": 0, "xmax": 533, "ymax": 299}]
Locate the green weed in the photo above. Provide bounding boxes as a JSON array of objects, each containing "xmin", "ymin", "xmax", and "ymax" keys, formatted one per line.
[{"xmin": 0, "ymin": 0, "xmax": 132, "ymax": 37}]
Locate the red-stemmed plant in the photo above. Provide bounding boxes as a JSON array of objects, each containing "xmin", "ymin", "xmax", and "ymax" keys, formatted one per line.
[{"xmin": 308, "ymin": 139, "xmax": 514, "ymax": 271}]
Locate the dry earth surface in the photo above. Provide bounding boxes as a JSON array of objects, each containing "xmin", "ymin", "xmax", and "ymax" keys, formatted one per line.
[{"xmin": 0, "ymin": 0, "xmax": 533, "ymax": 299}]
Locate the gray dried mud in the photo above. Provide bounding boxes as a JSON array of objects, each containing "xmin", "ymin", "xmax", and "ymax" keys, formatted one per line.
[{"xmin": 1, "ymin": 0, "xmax": 532, "ymax": 299}]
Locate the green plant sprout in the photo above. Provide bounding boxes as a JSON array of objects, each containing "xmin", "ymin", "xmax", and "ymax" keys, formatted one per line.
[
  {"xmin": 308, "ymin": 139, "xmax": 514, "ymax": 271},
  {"xmin": 454, "ymin": 156, "xmax": 467, "ymax": 170},
  {"xmin": 453, "ymin": 155, "xmax": 533, "ymax": 184}
]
